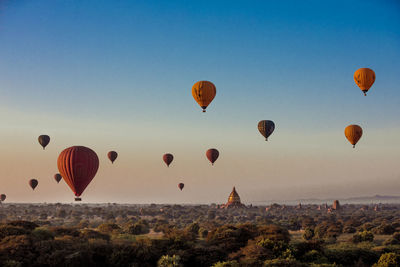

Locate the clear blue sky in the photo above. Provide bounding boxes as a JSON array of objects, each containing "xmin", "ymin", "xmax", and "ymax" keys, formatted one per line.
[{"xmin": 0, "ymin": 0, "xmax": 399, "ymax": 203}]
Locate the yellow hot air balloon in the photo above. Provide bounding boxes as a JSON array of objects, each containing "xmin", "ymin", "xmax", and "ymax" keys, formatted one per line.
[
  {"xmin": 192, "ymin": 81, "xmax": 216, "ymax": 112},
  {"xmin": 344, "ymin": 125, "xmax": 363, "ymax": 148},
  {"xmin": 354, "ymin": 68, "xmax": 375, "ymax": 96}
]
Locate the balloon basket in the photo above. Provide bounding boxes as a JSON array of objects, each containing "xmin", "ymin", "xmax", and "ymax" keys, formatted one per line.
[{"xmin": 75, "ymin": 198, "xmax": 82, "ymax": 201}]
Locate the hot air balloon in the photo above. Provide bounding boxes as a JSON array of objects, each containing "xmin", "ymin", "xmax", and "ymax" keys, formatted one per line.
[
  {"xmin": 192, "ymin": 81, "xmax": 216, "ymax": 112},
  {"xmin": 0, "ymin": 194, "xmax": 6, "ymax": 201},
  {"xmin": 38, "ymin": 135, "xmax": 50, "ymax": 150},
  {"xmin": 258, "ymin": 120, "xmax": 275, "ymax": 141},
  {"xmin": 345, "ymin": 125, "xmax": 363, "ymax": 148},
  {"xmin": 108, "ymin": 151, "xmax": 118, "ymax": 164},
  {"xmin": 354, "ymin": 68, "xmax": 375, "ymax": 96},
  {"xmin": 163, "ymin": 153, "xmax": 174, "ymax": 167},
  {"xmin": 54, "ymin": 173, "xmax": 62, "ymax": 183},
  {"xmin": 57, "ymin": 146, "xmax": 99, "ymax": 201},
  {"xmin": 29, "ymin": 179, "xmax": 38, "ymax": 190},
  {"xmin": 206, "ymin": 148, "xmax": 219, "ymax": 166},
  {"xmin": 178, "ymin": 183, "xmax": 184, "ymax": 191}
]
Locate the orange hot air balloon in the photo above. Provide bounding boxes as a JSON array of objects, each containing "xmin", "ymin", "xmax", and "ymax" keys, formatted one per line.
[
  {"xmin": 345, "ymin": 125, "xmax": 363, "ymax": 148},
  {"xmin": 108, "ymin": 151, "xmax": 118, "ymax": 164},
  {"xmin": 29, "ymin": 179, "xmax": 38, "ymax": 190},
  {"xmin": 0, "ymin": 194, "xmax": 6, "ymax": 201},
  {"xmin": 57, "ymin": 146, "xmax": 99, "ymax": 201},
  {"xmin": 38, "ymin": 135, "xmax": 50, "ymax": 149},
  {"xmin": 192, "ymin": 81, "xmax": 216, "ymax": 112},
  {"xmin": 178, "ymin": 183, "xmax": 184, "ymax": 191},
  {"xmin": 206, "ymin": 148, "xmax": 219, "ymax": 166},
  {"xmin": 163, "ymin": 153, "xmax": 174, "ymax": 167},
  {"xmin": 54, "ymin": 173, "xmax": 62, "ymax": 183},
  {"xmin": 354, "ymin": 68, "xmax": 375, "ymax": 96}
]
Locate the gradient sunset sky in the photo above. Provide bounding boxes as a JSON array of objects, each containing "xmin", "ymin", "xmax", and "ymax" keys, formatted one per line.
[{"xmin": 0, "ymin": 0, "xmax": 399, "ymax": 203}]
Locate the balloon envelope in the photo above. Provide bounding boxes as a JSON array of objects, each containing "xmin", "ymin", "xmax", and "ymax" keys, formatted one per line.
[
  {"xmin": 354, "ymin": 68, "xmax": 375, "ymax": 96},
  {"xmin": 178, "ymin": 183, "xmax": 184, "ymax": 191},
  {"xmin": 54, "ymin": 173, "xmax": 62, "ymax": 183},
  {"xmin": 108, "ymin": 151, "xmax": 118, "ymax": 164},
  {"xmin": 29, "ymin": 179, "xmax": 38, "ymax": 190},
  {"xmin": 258, "ymin": 120, "xmax": 275, "ymax": 141},
  {"xmin": 38, "ymin": 135, "xmax": 50, "ymax": 149},
  {"xmin": 206, "ymin": 148, "xmax": 219, "ymax": 165},
  {"xmin": 0, "ymin": 194, "xmax": 6, "ymax": 201},
  {"xmin": 345, "ymin": 125, "xmax": 363, "ymax": 148},
  {"xmin": 192, "ymin": 81, "xmax": 216, "ymax": 112},
  {"xmin": 57, "ymin": 146, "xmax": 99, "ymax": 198},
  {"xmin": 163, "ymin": 153, "xmax": 174, "ymax": 167}
]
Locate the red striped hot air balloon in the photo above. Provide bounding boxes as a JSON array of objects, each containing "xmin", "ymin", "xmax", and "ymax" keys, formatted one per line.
[
  {"xmin": 57, "ymin": 146, "xmax": 99, "ymax": 201},
  {"xmin": 178, "ymin": 183, "xmax": 184, "ymax": 191},
  {"xmin": 107, "ymin": 151, "xmax": 118, "ymax": 164},
  {"xmin": 206, "ymin": 148, "xmax": 219, "ymax": 166},
  {"xmin": 0, "ymin": 194, "xmax": 6, "ymax": 201},
  {"xmin": 163, "ymin": 153, "xmax": 174, "ymax": 167},
  {"xmin": 29, "ymin": 179, "xmax": 38, "ymax": 190},
  {"xmin": 38, "ymin": 135, "xmax": 50, "ymax": 149},
  {"xmin": 54, "ymin": 173, "xmax": 62, "ymax": 183}
]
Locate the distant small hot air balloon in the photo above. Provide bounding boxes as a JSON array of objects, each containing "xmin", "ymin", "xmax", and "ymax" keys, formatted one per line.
[
  {"xmin": 29, "ymin": 179, "xmax": 38, "ymax": 190},
  {"xmin": 206, "ymin": 148, "xmax": 219, "ymax": 166},
  {"xmin": 107, "ymin": 151, "xmax": 118, "ymax": 164},
  {"xmin": 163, "ymin": 153, "xmax": 174, "ymax": 167},
  {"xmin": 0, "ymin": 194, "xmax": 6, "ymax": 201},
  {"xmin": 354, "ymin": 68, "xmax": 375, "ymax": 96},
  {"xmin": 192, "ymin": 81, "xmax": 216, "ymax": 112},
  {"xmin": 38, "ymin": 135, "xmax": 50, "ymax": 150},
  {"xmin": 54, "ymin": 173, "xmax": 62, "ymax": 183},
  {"xmin": 258, "ymin": 120, "xmax": 275, "ymax": 141},
  {"xmin": 345, "ymin": 125, "xmax": 363, "ymax": 148},
  {"xmin": 178, "ymin": 183, "xmax": 184, "ymax": 191},
  {"xmin": 57, "ymin": 146, "xmax": 99, "ymax": 201}
]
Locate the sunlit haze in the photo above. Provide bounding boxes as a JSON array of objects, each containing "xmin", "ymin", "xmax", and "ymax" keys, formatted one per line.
[{"xmin": 0, "ymin": 0, "xmax": 399, "ymax": 204}]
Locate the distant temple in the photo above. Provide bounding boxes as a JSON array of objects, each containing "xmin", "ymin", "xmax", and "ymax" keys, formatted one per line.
[{"xmin": 220, "ymin": 187, "xmax": 246, "ymax": 209}]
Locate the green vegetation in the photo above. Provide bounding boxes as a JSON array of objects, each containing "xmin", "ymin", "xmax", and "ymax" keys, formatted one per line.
[{"xmin": 0, "ymin": 203, "xmax": 399, "ymax": 266}]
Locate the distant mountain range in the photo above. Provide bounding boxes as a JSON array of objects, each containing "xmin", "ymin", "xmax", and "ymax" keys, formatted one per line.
[{"xmin": 252, "ymin": 195, "xmax": 400, "ymax": 205}]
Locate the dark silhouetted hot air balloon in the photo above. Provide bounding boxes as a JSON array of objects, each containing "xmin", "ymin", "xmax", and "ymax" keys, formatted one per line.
[
  {"xmin": 0, "ymin": 194, "xmax": 6, "ymax": 201},
  {"xmin": 354, "ymin": 68, "xmax": 375, "ymax": 96},
  {"xmin": 192, "ymin": 81, "xmax": 216, "ymax": 112},
  {"xmin": 54, "ymin": 173, "xmax": 62, "ymax": 183},
  {"xmin": 108, "ymin": 151, "xmax": 118, "ymax": 164},
  {"xmin": 258, "ymin": 120, "xmax": 275, "ymax": 141},
  {"xmin": 29, "ymin": 179, "xmax": 38, "ymax": 190},
  {"xmin": 38, "ymin": 135, "xmax": 50, "ymax": 149},
  {"xmin": 206, "ymin": 148, "xmax": 219, "ymax": 166},
  {"xmin": 178, "ymin": 183, "xmax": 184, "ymax": 191},
  {"xmin": 163, "ymin": 153, "xmax": 174, "ymax": 167},
  {"xmin": 57, "ymin": 146, "xmax": 99, "ymax": 201},
  {"xmin": 345, "ymin": 125, "xmax": 363, "ymax": 148}
]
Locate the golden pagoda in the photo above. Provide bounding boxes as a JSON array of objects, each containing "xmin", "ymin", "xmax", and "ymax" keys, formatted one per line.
[{"xmin": 221, "ymin": 186, "xmax": 246, "ymax": 209}]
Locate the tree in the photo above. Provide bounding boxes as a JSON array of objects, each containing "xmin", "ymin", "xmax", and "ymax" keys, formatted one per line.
[
  {"xmin": 128, "ymin": 221, "xmax": 150, "ymax": 235},
  {"xmin": 212, "ymin": 260, "xmax": 240, "ymax": 267},
  {"xmin": 263, "ymin": 258, "xmax": 307, "ymax": 266},
  {"xmin": 351, "ymin": 231, "xmax": 374, "ymax": 244},
  {"xmin": 157, "ymin": 255, "xmax": 183, "ymax": 267},
  {"xmin": 258, "ymin": 224, "xmax": 290, "ymax": 243},
  {"xmin": 303, "ymin": 227, "xmax": 314, "ymax": 241},
  {"xmin": 373, "ymin": 253, "xmax": 400, "ymax": 267},
  {"xmin": 97, "ymin": 223, "xmax": 121, "ymax": 234},
  {"xmin": 7, "ymin": 221, "xmax": 38, "ymax": 231}
]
